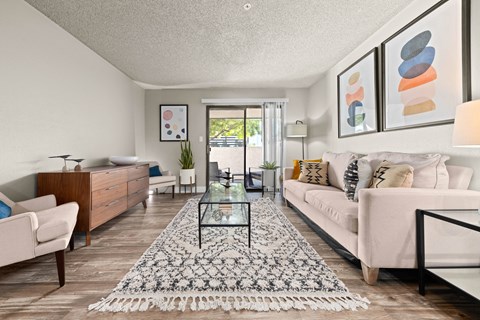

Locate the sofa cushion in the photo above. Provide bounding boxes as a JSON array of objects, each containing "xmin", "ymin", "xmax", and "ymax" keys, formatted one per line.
[
  {"xmin": 365, "ymin": 151, "xmax": 449, "ymax": 189},
  {"xmin": 284, "ymin": 179, "xmax": 339, "ymax": 201},
  {"xmin": 344, "ymin": 159, "xmax": 373, "ymax": 201},
  {"xmin": 292, "ymin": 159, "xmax": 321, "ymax": 180},
  {"xmin": 305, "ymin": 190, "xmax": 359, "ymax": 233},
  {"xmin": 370, "ymin": 160, "xmax": 414, "ymax": 188},
  {"xmin": 322, "ymin": 152, "xmax": 359, "ymax": 190},
  {"xmin": 298, "ymin": 162, "xmax": 329, "ymax": 185}
]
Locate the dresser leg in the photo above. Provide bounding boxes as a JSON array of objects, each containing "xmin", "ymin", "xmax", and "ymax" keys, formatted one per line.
[
  {"xmin": 86, "ymin": 231, "xmax": 91, "ymax": 246},
  {"xmin": 142, "ymin": 200, "xmax": 147, "ymax": 209}
]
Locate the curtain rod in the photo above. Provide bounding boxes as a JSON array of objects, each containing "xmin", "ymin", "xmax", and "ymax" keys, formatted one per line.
[{"xmin": 201, "ymin": 98, "xmax": 289, "ymax": 105}]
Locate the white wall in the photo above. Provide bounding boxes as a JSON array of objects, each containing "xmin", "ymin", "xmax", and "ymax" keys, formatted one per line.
[
  {"xmin": 0, "ymin": 0, "xmax": 145, "ymax": 200},
  {"xmin": 145, "ymin": 88, "xmax": 308, "ymax": 189},
  {"xmin": 306, "ymin": 0, "xmax": 480, "ymax": 190}
]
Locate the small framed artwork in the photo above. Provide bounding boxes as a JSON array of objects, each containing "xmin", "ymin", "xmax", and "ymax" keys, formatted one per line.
[
  {"xmin": 337, "ymin": 48, "xmax": 379, "ymax": 138},
  {"xmin": 159, "ymin": 104, "xmax": 188, "ymax": 141},
  {"xmin": 382, "ymin": 0, "xmax": 471, "ymax": 131}
]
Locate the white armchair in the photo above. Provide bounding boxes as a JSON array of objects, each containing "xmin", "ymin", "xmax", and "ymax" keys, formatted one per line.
[
  {"xmin": 148, "ymin": 161, "xmax": 176, "ymax": 197},
  {"xmin": 0, "ymin": 192, "xmax": 78, "ymax": 287}
]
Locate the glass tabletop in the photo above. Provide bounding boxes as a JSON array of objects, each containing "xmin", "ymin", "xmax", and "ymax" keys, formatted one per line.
[
  {"xmin": 200, "ymin": 182, "xmax": 249, "ymax": 204},
  {"xmin": 424, "ymin": 210, "xmax": 480, "ymax": 229}
]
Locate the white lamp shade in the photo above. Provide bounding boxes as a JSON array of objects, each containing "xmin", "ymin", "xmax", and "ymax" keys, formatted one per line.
[
  {"xmin": 452, "ymin": 100, "xmax": 480, "ymax": 147},
  {"xmin": 286, "ymin": 124, "xmax": 307, "ymax": 137}
]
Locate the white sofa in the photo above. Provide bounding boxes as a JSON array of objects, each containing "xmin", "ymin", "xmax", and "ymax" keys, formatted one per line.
[{"xmin": 283, "ymin": 152, "xmax": 480, "ymax": 284}]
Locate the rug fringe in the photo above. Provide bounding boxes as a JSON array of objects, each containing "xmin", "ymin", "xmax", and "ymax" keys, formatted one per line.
[{"xmin": 88, "ymin": 293, "xmax": 369, "ymax": 312}]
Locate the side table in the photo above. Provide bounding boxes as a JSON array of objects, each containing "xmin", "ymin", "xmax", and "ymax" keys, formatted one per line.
[{"xmin": 416, "ymin": 209, "xmax": 480, "ymax": 300}]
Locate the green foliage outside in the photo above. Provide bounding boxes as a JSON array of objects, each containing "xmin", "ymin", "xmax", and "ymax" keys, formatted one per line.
[{"xmin": 209, "ymin": 119, "xmax": 261, "ymax": 139}]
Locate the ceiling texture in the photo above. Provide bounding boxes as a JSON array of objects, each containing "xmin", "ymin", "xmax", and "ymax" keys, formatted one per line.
[{"xmin": 25, "ymin": 0, "xmax": 415, "ymax": 89}]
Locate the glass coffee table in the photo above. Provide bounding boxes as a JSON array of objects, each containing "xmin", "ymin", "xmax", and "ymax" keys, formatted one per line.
[{"xmin": 198, "ymin": 182, "xmax": 251, "ymax": 249}]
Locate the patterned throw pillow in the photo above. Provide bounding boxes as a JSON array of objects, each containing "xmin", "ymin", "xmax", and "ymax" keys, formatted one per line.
[
  {"xmin": 298, "ymin": 162, "xmax": 329, "ymax": 185},
  {"xmin": 369, "ymin": 160, "xmax": 414, "ymax": 188},
  {"xmin": 344, "ymin": 159, "xmax": 373, "ymax": 201},
  {"xmin": 292, "ymin": 159, "xmax": 321, "ymax": 180}
]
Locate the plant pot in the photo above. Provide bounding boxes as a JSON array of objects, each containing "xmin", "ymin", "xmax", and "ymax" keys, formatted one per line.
[
  {"xmin": 263, "ymin": 169, "xmax": 276, "ymax": 187},
  {"xmin": 180, "ymin": 168, "xmax": 195, "ymax": 184}
]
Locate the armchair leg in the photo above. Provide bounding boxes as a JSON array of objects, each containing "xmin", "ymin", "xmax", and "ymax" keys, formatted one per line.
[
  {"xmin": 69, "ymin": 235, "xmax": 74, "ymax": 251},
  {"xmin": 55, "ymin": 250, "xmax": 65, "ymax": 287},
  {"xmin": 172, "ymin": 186, "xmax": 175, "ymax": 198}
]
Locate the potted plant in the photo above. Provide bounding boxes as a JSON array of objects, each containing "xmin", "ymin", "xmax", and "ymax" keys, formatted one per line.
[
  {"xmin": 259, "ymin": 161, "xmax": 280, "ymax": 189},
  {"xmin": 179, "ymin": 140, "xmax": 195, "ymax": 185}
]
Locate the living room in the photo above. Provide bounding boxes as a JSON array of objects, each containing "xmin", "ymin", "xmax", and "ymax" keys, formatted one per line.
[{"xmin": 1, "ymin": 0, "xmax": 479, "ymax": 318}]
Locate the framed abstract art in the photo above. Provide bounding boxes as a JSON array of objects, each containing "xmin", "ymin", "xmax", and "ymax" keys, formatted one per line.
[
  {"xmin": 381, "ymin": 0, "xmax": 471, "ymax": 131},
  {"xmin": 160, "ymin": 104, "xmax": 188, "ymax": 141},
  {"xmin": 337, "ymin": 48, "xmax": 379, "ymax": 138}
]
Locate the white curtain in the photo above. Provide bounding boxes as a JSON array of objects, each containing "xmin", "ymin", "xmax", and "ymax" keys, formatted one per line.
[{"xmin": 262, "ymin": 102, "xmax": 285, "ymax": 188}]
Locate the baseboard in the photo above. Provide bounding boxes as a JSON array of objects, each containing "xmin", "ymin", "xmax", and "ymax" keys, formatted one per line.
[{"xmin": 286, "ymin": 200, "xmax": 361, "ymax": 269}]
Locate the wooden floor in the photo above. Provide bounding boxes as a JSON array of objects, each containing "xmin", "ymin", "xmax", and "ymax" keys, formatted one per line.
[{"xmin": 0, "ymin": 193, "xmax": 478, "ymax": 320}]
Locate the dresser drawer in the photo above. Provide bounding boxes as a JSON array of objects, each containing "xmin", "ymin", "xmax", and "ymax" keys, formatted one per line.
[
  {"xmin": 91, "ymin": 182, "xmax": 127, "ymax": 209},
  {"xmin": 128, "ymin": 176, "xmax": 149, "ymax": 195},
  {"xmin": 91, "ymin": 196, "xmax": 127, "ymax": 229},
  {"xmin": 92, "ymin": 169, "xmax": 127, "ymax": 191},
  {"xmin": 128, "ymin": 189, "xmax": 148, "ymax": 208},
  {"xmin": 128, "ymin": 164, "xmax": 148, "ymax": 181}
]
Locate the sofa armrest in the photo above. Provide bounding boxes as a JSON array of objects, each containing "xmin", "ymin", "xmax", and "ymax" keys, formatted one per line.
[
  {"xmin": 357, "ymin": 188, "xmax": 480, "ymax": 269},
  {"xmin": 283, "ymin": 167, "xmax": 294, "ymax": 180},
  {"xmin": 17, "ymin": 194, "xmax": 57, "ymax": 212},
  {"xmin": 0, "ymin": 212, "xmax": 38, "ymax": 266}
]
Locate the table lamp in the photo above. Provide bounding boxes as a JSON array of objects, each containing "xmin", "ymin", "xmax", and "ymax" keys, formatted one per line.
[{"xmin": 286, "ymin": 120, "xmax": 308, "ymax": 159}]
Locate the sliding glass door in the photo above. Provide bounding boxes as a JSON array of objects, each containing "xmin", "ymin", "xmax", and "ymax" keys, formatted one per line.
[{"xmin": 206, "ymin": 106, "xmax": 263, "ymax": 191}]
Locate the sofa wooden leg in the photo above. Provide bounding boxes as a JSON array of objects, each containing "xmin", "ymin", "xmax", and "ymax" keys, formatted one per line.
[
  {"xmin": 361, "ymin": 262, "xmax": 379, "ymax": 285},
  {"xmin": 55, "ymin": 250, "xmax": 65, "ymax": 287}
]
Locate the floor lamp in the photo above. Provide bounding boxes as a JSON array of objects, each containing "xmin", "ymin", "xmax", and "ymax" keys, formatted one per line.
[
  {"xmin": 452, "ymin": 99, "xmax": 480, "ymax": 211},
  {"xmin": 286, "ymin": 120, "xmax": 308, "ymax": 159}
]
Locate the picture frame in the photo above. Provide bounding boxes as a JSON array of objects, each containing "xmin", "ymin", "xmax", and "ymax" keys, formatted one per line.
[
  {"xmin": 381, "ymin": 0, "xmax": 471, "ymax": 131},
  {"xmin": 337, "ymin": 48, "xmax": 379, "ymax": 138},
  {"xmin": 159, "ymin": 104, "xmax": 188, "ymax": 141}
]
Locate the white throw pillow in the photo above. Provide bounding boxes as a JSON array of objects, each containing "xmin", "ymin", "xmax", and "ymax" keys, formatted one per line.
[
  {"xmin": 365, "ymin": 152, "xmax": 449, "ymax": 189},
  {"xmin": 322, "ymin": 152, "xmax": 359, "ymax": 190}
]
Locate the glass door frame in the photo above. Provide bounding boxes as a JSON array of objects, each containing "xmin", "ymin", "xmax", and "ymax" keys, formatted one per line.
[{"xmin": 206, "ymin": 105, "xmax": 262, "ymax": 191}]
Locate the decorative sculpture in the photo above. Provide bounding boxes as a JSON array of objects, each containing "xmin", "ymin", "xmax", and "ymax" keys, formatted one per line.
[
  {"xmin": 48, "ymin": 155, "xmax": 71, "ymax": 172},
  {"xmin": 66, "ymin": 158, "xmax": 85, "ymax": 171}
]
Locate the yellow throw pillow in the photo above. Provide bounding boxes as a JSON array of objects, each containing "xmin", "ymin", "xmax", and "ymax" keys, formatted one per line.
[
  {"xmin": 370, "ymin": 160, "xmax": 414, "ymax": 188},
  {"xmin": 298, "ymin": 162, "xmax": 329, "ymax": 185},
  {"xmin": 292, "ymin": 159, "xmax": 321, "ymax": 180}
]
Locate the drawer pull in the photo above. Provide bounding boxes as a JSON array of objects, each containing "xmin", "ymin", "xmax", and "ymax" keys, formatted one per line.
[
  {"xmin": 107, "ymin": 185, "xmax": 119, "ymax": 190},
  {"xmin": 136, "ymin": 177, "xmax": 146, "ymax": 182},
  {"xmin": 107, "ymin": 200, "xmax": 120, "ymax": 207}
]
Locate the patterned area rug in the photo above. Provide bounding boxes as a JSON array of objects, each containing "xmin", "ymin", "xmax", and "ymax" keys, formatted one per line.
[{"xmin": 89, "ymin": 198, "xmax": 369, "ymax": 312}]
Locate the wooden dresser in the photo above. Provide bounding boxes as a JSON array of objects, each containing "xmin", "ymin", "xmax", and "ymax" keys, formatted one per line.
[{"xmin": 37, "ymin": 164, "xmax": 149, "ymax": 246}]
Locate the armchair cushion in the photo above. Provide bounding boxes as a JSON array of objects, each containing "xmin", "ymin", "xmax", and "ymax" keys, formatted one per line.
[
  {"xmin": 37, "ymin": 219, "xmax": 70, "ymax": 243},
  {"xmin": 149, "ymin": 165, "xmax": 162, "ymax": 177},
  {"xmin": 12, "ymin": 203, "xmax": 29, "ymax": 215},
  {"xmin": 0, "ymin": 200, "xmax": 12, "ymax": 219}
]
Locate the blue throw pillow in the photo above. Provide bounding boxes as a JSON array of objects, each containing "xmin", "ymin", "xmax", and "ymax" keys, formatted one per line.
[
  {"xmin": 149, "ymin": 165, "xmax": 162, "ymax": 177},
  {"xmin": 0, "ymin": 200, "xmax": 12, "ymax": 219}
]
